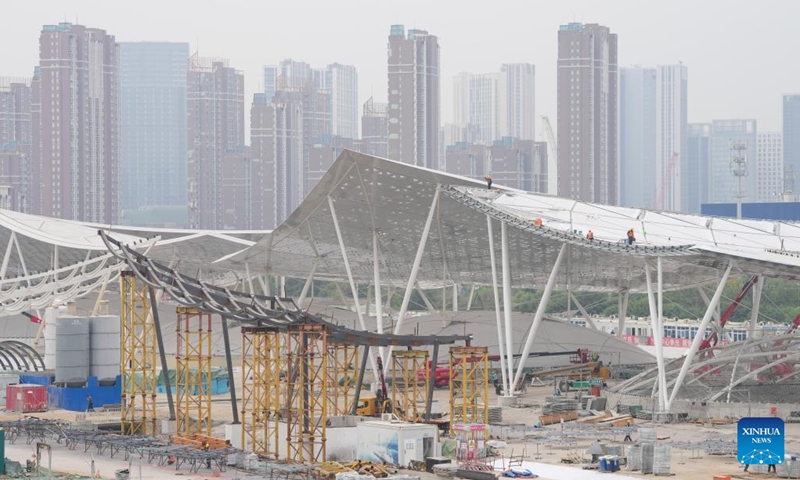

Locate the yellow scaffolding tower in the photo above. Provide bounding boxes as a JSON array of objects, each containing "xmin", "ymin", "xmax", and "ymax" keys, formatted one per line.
[
  {"xmin": 175, "ymin": 307, "xmax": 212, "ymax": 436},
  {"xmin": 327, "ymin": 343, "xmax": 359, "ymax": 416},
  {"xmin": 120, "ymin": 271, "xmax": 158, "ymax": 436},
  {"xmin": 449, "ymin": 346, "xmax": 489, "ymax": 434},
  {"xmin": 391, "ymin": 350, "xmax": 429, "ymax": 422},
  {"xmin": 285, "ymin": 325, "xmax": 327, "ymax": 463},
  {"xmin": 241, "ymin": 326, "xmax": 281, "ymax": 458}
]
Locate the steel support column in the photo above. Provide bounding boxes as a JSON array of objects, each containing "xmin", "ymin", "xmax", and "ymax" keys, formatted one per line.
[
  {"xmin": 373, "ymin": 232, "xmax": 386, "ymax": 361},
  {"xmin": 351, "ymin": 344, "xmax": 370, "ymax": 415},
  {"xmin": 749, "ymin": 275, "xmax": 763, "ymax": 339},
  {"xmin": 666, "ymin": 263, "xmax": 732, "ymax": 411},
  {"xmin": 466, "ymin": 284, "xmax": 476, "ymax": 311},
  {"xmin": 512, "ymin": 243, "xmax": 567, "ymax": 389},
  {"xmin": 656, "ymin": 257, "xmax": 668, "ymax": 408},
  {"xmin": 617, "ymin": 291, "xmax": 628, "ymax": 338},
  {"xmin": 424, "ymin": 343, "xmax": 439, "ymax": 421},
  {"xmin": 644, "ymin": 262, "xmax": 667, "ymax": 411},
  {"xmin": 220, "ymin": 315, "xmax": 239, "ymax": 424},
  {"xmin": 393, "ymin": 186, "xmax": 440, "ymax": 336},
  {"xmin": 569, "ymin": 293, "xmax": 599, "ymax": 330},
  {"xmin": 148, "ymin": 287, "xmax": 175, "ymax": 421},
  {"xmin": 486, "ymin": 216, "xmax": 508, "ymax": 395},
  {"xmin": 500, "ymin": 222, "xmax": 515, "ymax": 394}
]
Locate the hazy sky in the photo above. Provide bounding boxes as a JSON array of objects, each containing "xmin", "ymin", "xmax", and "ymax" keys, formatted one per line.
[{"xmin": 3, "ymin": 0, "xmax": 799, "ymax": 134}]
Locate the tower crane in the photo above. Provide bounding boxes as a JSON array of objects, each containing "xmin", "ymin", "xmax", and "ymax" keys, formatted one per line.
[
  {"xmin": 656, "ymin": 152, "xmax": 680, "ymax": 210},
  {"xmin": 540, "ymin": 115, "xmax": 558, "ymax": 196}
]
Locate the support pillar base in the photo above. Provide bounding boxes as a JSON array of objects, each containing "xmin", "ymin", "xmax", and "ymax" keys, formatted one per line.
[{"xmin": 497, "ymin": 396, "xmax": 518, "ymax": 407}]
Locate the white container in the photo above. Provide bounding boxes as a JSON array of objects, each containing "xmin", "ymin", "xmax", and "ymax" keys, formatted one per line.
[
  {"xmin": 89, "ymin": 315, "xmax": 120, "ymax": 381},
  {"xmin": 356, "ymin": 421, "xmax": 438, "ymax": 466},
  {"xmin": 55, "ymin": 316, "xmax": 90, "ymax": 384},
  {"xmin": 44, "ymin": 306, "xmax": 68, "ymax": 370}
]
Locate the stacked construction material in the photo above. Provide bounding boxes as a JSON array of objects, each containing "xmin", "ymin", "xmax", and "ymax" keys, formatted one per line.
[
  {"xmin": 488, "ymin": 406, "xmax": 503, "ymax": 424},
  {"xmin": 638, "ymin": 427, "xmax": 657, "ymax": 444},
  {"xmin": 586, "ymin": 397, "xmax": 607, "ymax": 411},
  {"xmin": 616, "ymin": 404, "xmax": 630, "ymax": 415},
  {"xmin": 640, "ymin": 443, "xmax": 654, "ymax": 474},
  {"xmin": 652, "ymin": 444, "xmax": 671, "ymax": 475},
  {"xmin": 627, "ymin": 445, "xmax": 641, "ymax": 471},
  {"xmin": 542, "ymin": 397, "xmax": 579, "ymax": 415}
]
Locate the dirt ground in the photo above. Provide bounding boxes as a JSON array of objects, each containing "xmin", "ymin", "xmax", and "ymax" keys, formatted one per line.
[{"xmin": 1, "ymin": 382, "xmax": 798, "ymax": 480}]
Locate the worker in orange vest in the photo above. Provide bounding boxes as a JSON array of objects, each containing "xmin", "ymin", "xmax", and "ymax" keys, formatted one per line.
[
  {"xmin": 586, "ymin": 230, "xmax": 594, "ymax": 241},
  {"xmin": 534, "ymin": 218, "xmax": 542, "ymax": 227},
  {"xmin": 627, "ymin": 228, "xmax": 636, "ymax": 245}
]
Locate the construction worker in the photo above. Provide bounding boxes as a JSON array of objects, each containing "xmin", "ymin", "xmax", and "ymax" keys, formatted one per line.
[
  {"xmin": 586, "ymin": 230, "xmax": 594, "ymax": 241},
  {"xmin": 534, "ymin": 218, "xmax": 543, "ymax": 227},
  {"xmin": 627, "ymin": 228, "xmax": 636, "ymax": 246},
  {"xmin": 485, "ymin": 173, "xmax": 493, "ymax": 189},
  {"xmin": 86, "ymin": 395, "xmax": 95, "ymax": 413},
  {"xmin": 202, "ymin": 441, "xmax": 211, "ymax": 469}
]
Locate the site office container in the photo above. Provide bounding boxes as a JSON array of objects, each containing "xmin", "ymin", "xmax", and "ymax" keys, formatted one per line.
[
  {"xmin": 356, "ymin": 420, "xmax": 439, "ymax": 466},
  {"xmin": 5, "ymin": 384, "xmax": 48, "ymax": 412}
]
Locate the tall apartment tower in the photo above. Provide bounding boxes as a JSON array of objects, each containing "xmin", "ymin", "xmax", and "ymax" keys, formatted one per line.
[
  {"xmin": 119, "ymin": 42, "xmax": 189, "ymax": 217},
  {"xmin": 656, "ymin": 64, "xmax": 688, "ymax": 211},
  {"xmin": 361, "ymin": 97, "xmax": 388, "ymax": 158},
  {"xmin": 756, "ymin": 132, "xmax": 783, "ymax": 201},
  {"xmin": 557, "ymin": 23, "xmax": 618, "ymax": 204},
  {"xmin": 187, "ymin": 54, "xmax": 244, "ymax": 229},
  {"xmin": 452, "ymin": 72, "xmax": 499, "ymax": 145},
  {"xmin": 499, "ymin": 63, "xmax": 536, "ymax": 141},
  {"xmin": 684, "ymin": 123, "xmax": 711, "ymax": 213},
  {"xmin": 387, "ymin": 25, "xmax": 440, "ymax": 169},
  {"xmin": 33, "ymin": 23, "xmax": 119, "ymax": 223},
  {"xmin": 619, "ymin": 67, "xmax": 657, "ymax": 209},
  {"xmin": 250, "ymin": 92, "xmax": 304, "ymax": 229},
  {"xmin": 0, "ymin": 78, "xmax": 32, "ymax": 212},
  {"xmin": 322, "ymin": 63, "xmax": 358, "ymax": 139},
  {"xmin": 783, "ymin": 95, "xmax": 800, "ymax": 196}
]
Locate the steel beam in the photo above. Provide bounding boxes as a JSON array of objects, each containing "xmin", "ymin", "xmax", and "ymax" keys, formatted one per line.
[
  {"xmin": 512, "ymin": 243, "xmax": 567, "ymax": 389},
  {"xmin": 297, "ymin": 263, "xmax": 317, "ymax": 308},
  {"xmin": 569, "ymin": 293, "xmax": 599, "ymax": 330},
  {"xmin": 487, "ymin": 216, "xmax": 509, "ymax": 395},
  {"xmin": 220, "ymin": 315, "xmax": 240, "ymax": 424},
  {"xmin": 148, "ymin": 287, "xmax": 175, "ymax": 421},
  {"xmin": 666, "ymin": 263, "xmax": 732, "ymax": 411},
  {"xmin": 656, "ymin": 257, "xmax": 669, "ymax": 408},
  {"xmin": 424, "ymin": 343, "xmax": 439, "ymax": 421},
  {"xmin": 617, "ymin": 291, "xmax": 628, "ymax": 338},
  {"xmin": 500, "ymin": 221, "xmax": 515, "ymax": 395},
  {"xmin": 644, "ymin": 262, "xmax": 666, "ymax": 411},
  {"xmin": 749, "ymin": 275, "xmax": 762, "ymax": 339},
  {"xmin": 351, "ymin": 344, "xmax": 370, "ymax": 415},
  {"xmin": 373, "ymin": 232, "xmax": 385, "ymax": 361}
]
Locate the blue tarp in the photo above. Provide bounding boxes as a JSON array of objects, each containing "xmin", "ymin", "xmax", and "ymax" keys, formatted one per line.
[{"xmin": 47, "ymin": 375, "xmax": 121, "ymax": 412}]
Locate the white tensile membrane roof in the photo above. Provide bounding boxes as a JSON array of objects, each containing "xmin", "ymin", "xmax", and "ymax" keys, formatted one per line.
[{"xmin": 217, "ymin": 150, "xmax": 800, "ymax": 292}]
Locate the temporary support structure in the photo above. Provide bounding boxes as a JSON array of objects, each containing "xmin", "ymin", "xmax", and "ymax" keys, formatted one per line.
[
  {"xmin": 449, "ymin": 346, "xmax": 489, "ymax": 435},
  {"xmin": 327, "ymin": 343, "xmax": 359, "ymax": 416},
  {"xmin": 120, "ymin": 271, "xmax": 157, "ymax": 436},
  {"xmin": 391, "ymin": 350, "xmax": 429, "ymax": 422},
  {"xmin": 241, "ymin": 326, "xmax": 281, "ymax": 458},
  {"xmin": 285, "ymin": 324, "xmax": 328, "ymax": 463},
  {"xmin": 175, "ymin": 307, "xmax": 212, "ymax": 436}
]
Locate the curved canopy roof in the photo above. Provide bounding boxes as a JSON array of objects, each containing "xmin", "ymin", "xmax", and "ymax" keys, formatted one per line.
[{"xmin": 217, "ymin": 150, "xmax": 800, "ymax": 293}]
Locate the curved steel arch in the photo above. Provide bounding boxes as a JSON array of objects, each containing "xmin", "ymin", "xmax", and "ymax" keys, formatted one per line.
[{"xmin": 0, "ymin": 340, "xmax": 45, "ymax": 372}]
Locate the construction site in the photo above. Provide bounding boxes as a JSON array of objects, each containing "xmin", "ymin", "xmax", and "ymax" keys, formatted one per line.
[{"xmin": 0, "ymin": 151, "xmax": 798, "ymax": 479}]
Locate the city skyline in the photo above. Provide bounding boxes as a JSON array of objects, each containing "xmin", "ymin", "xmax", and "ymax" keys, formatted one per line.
[{"xmin": 1, "ymin": 1, "xmax": 797, "ymax": 137}]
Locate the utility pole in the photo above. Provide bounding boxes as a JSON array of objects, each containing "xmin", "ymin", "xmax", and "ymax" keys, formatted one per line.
[{"xmin": 730, "ymin": 141, "xmax": 748, "ymax": 219}]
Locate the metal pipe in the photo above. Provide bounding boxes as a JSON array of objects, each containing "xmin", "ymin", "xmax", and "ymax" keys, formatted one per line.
[
  {"xmin": 220, "ymin": 315, "xmax": 240, "ymax": 424},
  {"xmin": 656, "ymin": 257, "xmax": 669, "ymax": 408},
  {"xmin": 373, "ymin": 232, "xmax": 385, "ymax": 361},
  {"xmin": 569, "ymin": 293, "xmax": 599, "ymax": 330},
  {"xmin": 297, "ymin": 263, "xmax": 318, "ymax": 308},
  {"xmin": 666, "ymin": 263, "xmax": 732, "ymax": 411},
  {"xmin": 487, "ymin": 216, "xmax": 509, "ymax": 395},
  {"xmin": 466, "ymin": 284, "xmax": 476, "ymax": 311},
  {"xmin": 617, "ymin": 291, "xmax": 628, "ymax": 338},
  {"xmin": 351, "ymin": 345, "xmax": 370, "ymax": 415},
  {"xmin": 644, "ymin": 262, "xmax": 665, "ymax": 411},
  {"xmin": 148, "ymin": 287, "xmax": 175, "ymax": 421},
  {"xmin": 749, "ymin": 275, "xmax": 762, "ymax": 339},
  {"xmin": 424, "ymin": 343, "xmax": 439, "ymax": 421},
  {"xmin": 512, "ymin": 243, "xmax": 567, "ymax": 389},
  {"xmin": 393, "ymin": 186, "xmax": 441, "ymax": 336}
]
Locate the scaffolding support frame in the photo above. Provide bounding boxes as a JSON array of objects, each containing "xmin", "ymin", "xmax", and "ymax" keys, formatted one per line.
[
  {"xmin": 327, "ymin": 343, "xmax": 359, "ymax": 416},
  {"xmin": 391, "ymin": 350, "xmax": 430, "ymax": 423},
  {"xmin": 449, "ymin": 346, "xmax": 489, "ymax": 435},
  {"xmin": 175, "ymin": 307, "xmax": 213, "ymax": 436},
  {"xmin": 241, "ymin": 326, "xmax": 281, "ymax": 458}
]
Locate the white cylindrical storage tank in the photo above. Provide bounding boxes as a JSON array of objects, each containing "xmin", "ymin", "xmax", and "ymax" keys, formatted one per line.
[
  {"xmin": 44, "ymin": 306, "xmax": 68, "ymax": 370},
  {"xmin": 90, "ymin": 315, "xmax": 120, "ymax": 382},
  {"xmin": 55, "ymin": 316, "xmax": 90, "ymax": 384}
]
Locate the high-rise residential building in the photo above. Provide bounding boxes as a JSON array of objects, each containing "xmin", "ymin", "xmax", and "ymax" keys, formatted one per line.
[
  {"xmin": 684, "ymin": 123, "xmax": 711, "ymax": 213},
  {"xmin": 444, "ymin": 143, "xmax": 488, "ymax": 178},
  {"xmin": 619, "ymin": 67, "xmax": 657, "ymax": 209},
  {"xmin": 33, "ymin": 23, "xmax": 119, "ymax": 223},
  {"xmin": 360, "ymin": 97, "xmax": 388, "ymax": 158},
  {"xmin": 388, "ymin": 24, "xmax": 440, "ymax": 169},
  {"xmin": 708, "ymin": 119, "xmax": 757, "ymax": 205},
  {"xmin": 307, "ymin": 136, "xmax": 355, "ymax": 192},
  {"xmin": 499, "ymin": 63, "xmax": 536, "ymax": 141},
  {"xmin": 220, "ymin": 145, "xmax": 258, "ymax": 230},
  {"xmin": 0, "ymin": 78, "xmax": 32, "ymax": 212},
  {"xmin": 656, "ymin": 64, "xmax": 688, "ymax": 211},
  {"xmin": 187, "ymin": 54, "xmax": 244, "ymax": 229},
  {"xmin": 490, "ymin": 137, "xmax": 548, "ymax": 193},
  {"xmin": 452, "ymin": 72, "xmax": 499, "ymax": 145},
  {"xmin": 119, "ymin": 42, "xmax": 189, "ymax": 220},
  {"xmin": 263, "ymin": 65, "xmax": 277, "ymax": 103},
  {"xmin": 322, "ymin": 64, "xmax": 358, "ymax": 139},
  {"xmin": 756, "ymin": 132, "xmax": 783, "ymax": 201},
  {"xmin": 783, "ymin": 95, "xmax": 800, "ymax": 196},
  {"xmin": 557, "ymin": 23, "xmax": 618, "ymax": 204},
  {"xmin": 250, "ymin": 92, "xmax": 303, "ymax": 229}
]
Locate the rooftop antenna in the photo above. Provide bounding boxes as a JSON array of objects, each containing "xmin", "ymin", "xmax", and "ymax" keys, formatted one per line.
[{"xmin": 730, "ymin": 140, "xmax": 748, "ymax": 219}]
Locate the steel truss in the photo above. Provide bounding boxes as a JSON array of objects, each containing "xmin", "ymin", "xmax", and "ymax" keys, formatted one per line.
[
  {"xmin": 391, "ymin": 350, "xmax": 429, "ymax": 422},
  {"xmin": 327, "ymin": 343, "xmax": 359, "ymax": 416},
  {"xmin": 449, "ymin": 346, "xmax": 489, "ymax": 434},
  {"xmin": 285, "ymin": 324, "xmax": 327, "ymax": 463},
  {"xmin": 241, "ymin": 326, "xmax": 281, "ymax": 458},
  {"xmin": 175, "ymin": 307, "xmax": 212, "ymax": 436},
  {"xmin": 120, "ymin": 271, "xmax": 157, "ymax": 436}
]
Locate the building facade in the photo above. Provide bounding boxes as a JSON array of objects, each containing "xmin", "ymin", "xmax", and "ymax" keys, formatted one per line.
[
  {"xmin": 323, "ymin": 64, "xmax": 358, "ymax": 140},
  {"xmin": 756, "ymin": 132, "xmax": 783, "ymax": 202},
  {"xmin": 187, "ymin": 55, "xmax": 244, "ymax": 229},
  {"xmin": 33, "ymin": 23, "xmax": 119, "ymax": 223},
  {"xmin": 119, "ymin": 42, "xmax": 188, "ymax": 218},
  {"xmin": 499, "ymin": 63, "xmax": 536, "ymax": 141},
  {"xmin": 361, "ymin": 97, "xmax": 388, "ymax": 158},
  {"xmin": 619, "ymin": 67, "xmax": 657, "ymax": 209},
  {"xmin": 557, "ymin": 23, "xmax": 618, "ymax": 204},
  {"xmin": 708, "ymin": 119, "xmax": 757, "ymax": 205},
  {"xmin": 684, "ymin": 123, "xmax": 711, "ymax": 213},
  {"xmin": 490, "ymin": 138, "xmax": 548, "ymax": 193},
  {"xmin": 783, "ymin": 95, "xmax": 800, "ymax": 196},
  {"xmin": 388, "ymin": 25, "xmax": 440, "ymax": 169},
  {"xmin": 452, "ymin": 72, "xmax": 499, "ymax": 145},
  {"xmin": 0, "ymin": 78, "xmax": 32, "ymax": 212},
  {"xmin": 656, "ymin": 64, "xmax": 688, "ymax": 211}
]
